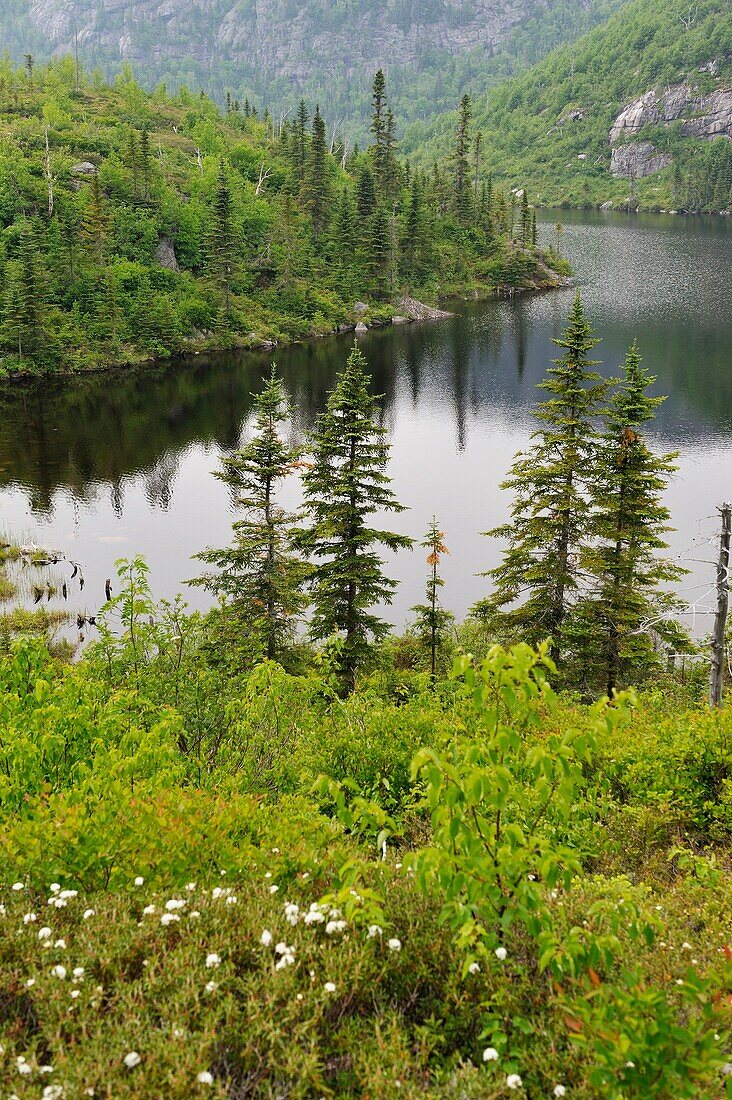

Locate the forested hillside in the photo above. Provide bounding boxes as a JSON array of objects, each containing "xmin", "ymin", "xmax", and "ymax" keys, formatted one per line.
[
  {"xmin": 404, "ymin": 0, "xmax": 732, "ymax": 210},
  {"xmin": 3, "ymin": 0, "xmax": 630, "ymax": 132},
  {"xmin": 0, "ymin": 60, "xmax": 565, "ymax": 376}
]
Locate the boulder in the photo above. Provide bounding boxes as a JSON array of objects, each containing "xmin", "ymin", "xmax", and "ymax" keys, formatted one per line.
[
  {"xmin": 610, "ymin": 82, "xmax": 732, "ymax": 145},
  {"xmin": 71, "ymin": 161, "xmax": 97, "ymax": 175},
  {"xmin": 398, "ymin": 296, "xmax": 454, "ymax": 321},
  {"xmin": 610, "ymin": 142, "xmax": 672, "ymax": 179},
  {"xmin": 353, "ymin": 301, "xmax": 368, "ymax": 314},
  {"xmin": 354, "ymin": 321, "xmax": 368, "ymax": 333},
  {"xmin": 391, "ymin": 316, "xmax": 410, "ymax": 324},
  {"xmin": 155, "ymin": 236, "xmax": 180, "ymax": 272}
]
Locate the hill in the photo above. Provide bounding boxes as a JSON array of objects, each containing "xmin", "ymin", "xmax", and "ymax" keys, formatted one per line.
[
  {"xmin": 403, "ymin": 0, "xmax": 732, "ymax": 211},
  {"xmin": 3, "ymin": 0, "xmax": 631, "ymax": 133},
  {"xmin": 0, "ymin": 60, "xmax": 565, "ymax": 377}
]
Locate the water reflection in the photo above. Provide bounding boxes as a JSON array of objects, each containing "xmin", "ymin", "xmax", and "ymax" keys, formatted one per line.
[{"xmin": 0, "ymin": 210, "xmax": 730, "ymax": 628}]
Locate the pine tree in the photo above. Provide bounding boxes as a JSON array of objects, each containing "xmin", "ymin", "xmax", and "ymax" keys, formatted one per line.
[
  {"xmin": 571, "ymin": 344, "xmax": 684, "ymax": 695},
  {"xmin": 411, "ymin": 517, "xmax": 453, "ymax": 683},
  {"xmin": 453, "ymin": 94, "xmax": 472, "ymax": 223},
  {"xmin": 0, "ymin": 224, "xmax": 47, "ymax": 363},
  {"xmin": 191, "ymin": 367, "xmax": 309, "ymax": 662},
  {"xmin": 305, "ymin": 104, "xmax": 329, "ymax": 244},
  {"xmin": 477, "ymin": 293, "xmax": 607, "ymax": 666},
  {"xmin": 356, "ymin": 165, "xmax": 376, "ymax": 218},
  {"xmin": 366, "ymin": 205, "xmax": 390, "ymax": 299},
  {"xmin": 298, "ymin": 343, "xmax": 412, "ymax": 694},
  {"xmin": 402, "ymin": 173, "xmax": 424, "ymax": 286},
  {"xmin": 333, "ymin": 186, "xmax": 357, "ymax": 289},
  {"xmin": 206, "ymin": 160, "xmax": 239, "ymax": 314}
]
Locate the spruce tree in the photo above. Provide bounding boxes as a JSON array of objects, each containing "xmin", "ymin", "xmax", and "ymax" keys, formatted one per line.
[
  {"xmin": 411, "ymin": 517, "xmax": 453, "ymax": 683},
  {"xmin": 294, "ymin": 99, "xmax": 309, "ymax": 185},
  {"xmin": 519, "ymin": 190, "xmax": 531, "ymax": 246},
  {"xmin": 356, "ymin": 165, "xmax": 376, "ymax": 218},
  {"xmin": 81, "ymin": 169, "xmax": 107, "ymax": 267},
  {"xmin": 298, "ymin": 343, "xmax": 412, "ymax": 694},
  {"xmin": 366, "ymin": 205, "xmax": 390, "ymax": 299},
  {"xmin": 305, "ymin": 104, "xmax": 328, "ymax": 243},
  {"xmin": 453, "ymin": 94, "xmax": 472, "ymax": 223},
  {"xmin": 370, "ymin": 69, "xmax": 388, "ymax": 194},
  {"xmin": 571, "ymin": 344, "xmax": 684, "ymax": 695},
  {"xmin": 191, "ymin": 367, "xmax": 309, "ymax": 662},
  {"xmin": 477, "ymin": 293, "xmax": 607, "ymax": 666},
  {"xmin": 206, "ymin": 160, "xmax": 239, "ymax": 314}
]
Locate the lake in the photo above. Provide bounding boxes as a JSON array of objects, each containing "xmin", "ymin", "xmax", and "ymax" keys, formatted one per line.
[{"xmin": 1, "ymin": 209, "xmax": 731, "ymax": 639}]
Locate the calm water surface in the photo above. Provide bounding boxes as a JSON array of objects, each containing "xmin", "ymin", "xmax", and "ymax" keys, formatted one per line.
[{"xmin": 1, "ymin": 210, "xmax": 730, "ymax": 635}]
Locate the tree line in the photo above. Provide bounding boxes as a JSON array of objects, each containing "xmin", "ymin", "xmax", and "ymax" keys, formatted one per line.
[
  {"xmin": 195, "ymin": 293, "xmax": 684, "ymax": 698},
  {"xmin": 0, "ymin": 59, "xmax": 559, "ymax": 375}
]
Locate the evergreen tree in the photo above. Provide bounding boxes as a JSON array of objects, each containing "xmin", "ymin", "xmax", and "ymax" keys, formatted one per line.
[
  {"xmin": 0, "ymin": 224, "xmax": 47, "ymax": 363},
  {"xmin": 191, "ymin": 367, "xmax": 309, "ymax": 662},
  {"xmin": 370, "ymin": 69, "xmax": 388, "ymax": 194},
  {"xmin": 477, "ymin": 293, "xmax": 607, "ymax": 666},
  {"xmin": 305, "ymin": 104, "xmax": 329, "ymax": 243},
  {"xmin": 81, "ymin": 169, "xmax": 107, "ymax": 267},
  {"xmin": 125, "ymin": 130, "xmax": 140, "ymax": 201},
  {"xmin": 453, "ymin": 94, "xmax": 472, "ymax": 223},
  {"xmin": 519, "ymin": 190, "xmax": 531, "ymax": 246},
  {"xmin": 138, "ymin": 127, "xmax": 152, "ymax": 203},
  {"xmin": 411, "ymin": 517, "xmax": 453, "ymax": 683},
  {"xmin": 206, "ymin": 160, "xmax": 239, "ymax": 313},
  {"xmin": 294, "ymin": 99, "xmax": 309, "ymax": 185},
  {"xmin": 298, "ymin": 343, "xmax": 412, "ymax": 694},
  {"xmin": 401, "ymin": 172, "xmax": 424, "ymax": 286},
  {"xmin": 383, "ymin": 107, "xmax": 399, "ymax": 198},
  {"xmin": 356, "ymin": 165, "xmax": 376, "ymax": 219},
  {"xmin": 366, "ymin": 205, "xmax": 390, "ymax": 299},
  {"xmin": 571, "ymin": 344, "xmax": 684, "ymax": 695},
  {"xmin": 333, "ymin": 186, "xmax": 357, "ymax": 289}
]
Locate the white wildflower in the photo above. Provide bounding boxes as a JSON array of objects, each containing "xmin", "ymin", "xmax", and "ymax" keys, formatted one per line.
[
  {"xmin": 83, "ymin": 909, "xmax": 95, "ymax": 920},
  {"xmin": 324, "ymin": 981, "xmax": 336, "ymax": 993},
  {"xmin": 72, "ymin": 967, "xmax": 85, "ymax": 979},
  {"xmin": 17, "ymin": 1061, "xmax": 33, "ymax": 1076},
  {"xmin": 226, "ymin": 895, "xmax": 237, "ymax": 906},
  {"xmin": 70, "ymin": 990, "xmax": 81, "ymax": 999},
  {"xmin": 197, "ymin": 1071, "xmax": 214, "ymax": 1085},
  {"xmin": 205, "ymin": 953, "xmax": 221, "ymax": 969},
  {"xmin": 51, "ymin": 965, "xmax": 67, "ymax": 979},
  {"xmin": 269, "ymin": 884, "xmax": 279, "ymax": 894},
  {"xmin": 23, "ymin": 912, "xmax": 37, "ymax": 924},
  {"xmin": 165, "ymin": 899, "xmax": 186, "ymax": 911},
  {"xmin": 190, "ymin": 911, "xmax": 201, "ymax": 920},
  {"xmin": 42, "ymin": 1087, "xmax": 64, "ymax": 1100},
  {"xmin": 38, "ymin": 927, "xmax": 52, "ymax": 940},
  {"xmin": 468, "ymin": 962, "xmax": 481, "ymax": 974},
  {"xmin": 161, "ymin": 913, "xmax": 180, "ymax": 926},
  {"xmin": 134, "ymin": 877, "xmax": 144, "ymax": 887},
  {"xmin": 49, "ymin": 884, "xmax": 60, "ymax": 893},
  {"xmin": 367, "ymin": 925, "xmax": 383, "ymax": 939},
  {"xmin": 482, "ymin": 1047, "xmax": 499, "ymax": 1062},
  {"xmin": 554, "ymin": 1087, "xmax": 567, "ymax": 1098},
  {"xmin": 123, "ymin": 1051, "xmax": 141, "ymax": 1068},
  {"xmin": 494, "ymin": 946, "xmax": 508, "ymax": 961},
  {"xmin": 59, "ymin": 890, "xmax": 77, "ymax": 900},
  {"xmin": 325, "ymin": 920, "xmax": 346, "ymax": 935},
  {"xmin": 12, "ymin": 882, "xmax": 25, "ymax": 891},
  {"xmin": 26, "ymin": 978, "xmax": 36, "ymax": 988},
  {"xmin": 204, "ymin": 980, "xmax": 217, "ymax": 993},
  {"xmin": 142, "ymin": 905, "xmax": 156, "ymax": 916},
  {"xmin": 387, "ymin": 938, "xmax": 401, "ymax": 952},
  {"xmin": 506, "ymin": 1074, "xmax": 523, "ymax": 1090},
  {"xmin": 260, "ymin": 929, "xmax": 273, "ymax": 946},
  {"xmin": 187, "ymin": 883, "xmax": 197, "ymax": 893},
  {"xmin": 54, "ymin": 939, "xmax": 66, "ymax": 950}
]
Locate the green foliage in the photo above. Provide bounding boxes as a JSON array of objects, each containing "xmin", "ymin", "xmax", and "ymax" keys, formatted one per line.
[{"xmin": 0, "ymin": 62, "xmax": 563, "ymax": 375}]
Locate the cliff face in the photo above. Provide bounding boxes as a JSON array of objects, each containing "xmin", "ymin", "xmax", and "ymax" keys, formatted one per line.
[
  {"xmin": 24, "ymin": 0, "xmax": 613, "ymax": 93},
  {"xmin": 609, "ymin": 77, "xmax": 732, "ymax": 177}
]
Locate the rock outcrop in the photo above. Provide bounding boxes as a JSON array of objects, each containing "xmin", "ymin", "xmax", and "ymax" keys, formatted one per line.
[
  {"xmin": 398, "ymin": 297, "xmax": 454, "ymax": 322},
  {"xmin": 610, "ymin": 82, "xmax": 732, "ymax": 144},
  {"xmin": 155, "ymin": 236, "xmax": 180, "ymax": 272},
  {"xmin": 610, "ymin": 141, "xmax": 672, "ymax": 179}
]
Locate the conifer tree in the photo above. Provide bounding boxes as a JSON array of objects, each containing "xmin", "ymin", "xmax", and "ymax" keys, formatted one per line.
[
  {"xmin": 356, "ymin": 165, "xmax": 376, "ymax": 218},
  {"xmin": 411, "ymin": 517, "xmax": 453, "ymax": 683},
  {"xmin": 366, "ymin": 205, "xmax": 390, "ymax": 299},
  {"xmin": 191, "ymin": 367, "xmax": 308, "ymax": 662},
  {"xmin": 453, "ymin": 94, "xmax": 472, "ymax": 223},
  {"xmin": 138, "ymin": 126, "xmax": 151, "ymax": 203},
  {"xmin": 81, "ymin": 169, "xmax": 107, "ymax": 267},
  {"xmin": 333, "ymin": 186, "xmax": 357, "ymax": 289},
  {"xmin": 294, "ymin": 99, "xmax": 309, "ymax": 185},
  {"xmin": 0, "ymin": 224, "xmax": 47, "ymax": 363},
  {"xmin": 519, "ymin": 190, "xmax": 531, "ymax": 246},
  {"xmin": 298, "ymin": 343, "xmax": 412, "ymax": 694},
  {"xmin": 477, "ymin": 293, "xmax": 607, "ymax": 666},
  {"xmin": 206, "ymin": 160, "xmax": 239, "ymax": 313},
  {"xmin": 305, "ymin": 104, "xmax": 328, "ymax": 243},
  {"xmin": 370, "ymin": 69, "xmax": 388, "ymax": 194},
  {"xmin": 571, "ymin": 344, "xmax": 684, "ymax": 695}
]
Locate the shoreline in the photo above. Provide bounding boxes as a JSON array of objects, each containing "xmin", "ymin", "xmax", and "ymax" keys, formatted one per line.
[{"xmin": 0, "ymin": 272, "xmax": 572, "ymax": 387}]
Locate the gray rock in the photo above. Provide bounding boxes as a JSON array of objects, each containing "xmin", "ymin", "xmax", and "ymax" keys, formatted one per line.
[
  {"xmin": 337, "ymin": 323, "xmax": 355, "ymax": 334},
  {"xmin": 354, "ymin": 321, "xmax": 368, "ymax": 333},
  {"xmin": 610, "ymin": 82, "xmax": 732, "ymax": 145},
  {"xmin": 610, "ymin": 142, "xmax": 672, "ymax": 179},
  {"xmin": 155, "ymin": 236, "xmax": 180, "ymax": 272},
  {"xmin": 70, "ymin": 161, "xmax": 97, "ymax": 175},
  {"xmin": 391, "ymin": 316, "xmax": 410, "ymax": 324},
  {"xmin": 353, "ymin": 301, "xmax": 368, "ymax": 314},
  {"xmin": 398, "ymin": 296, "xmax": 454, "ymax": 321},
  {"xmin": 599, "ymin": 200, "xmax": 613, "ymax": 210}
]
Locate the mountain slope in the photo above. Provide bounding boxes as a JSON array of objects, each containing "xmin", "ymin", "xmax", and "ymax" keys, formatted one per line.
[
  {"xmin": 5, "ymin": 0, "xmax": 630, "ymax": 131},
  {"xmin": 403, "ymin": 0, "xmax": 732, "ymax": 210}
]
